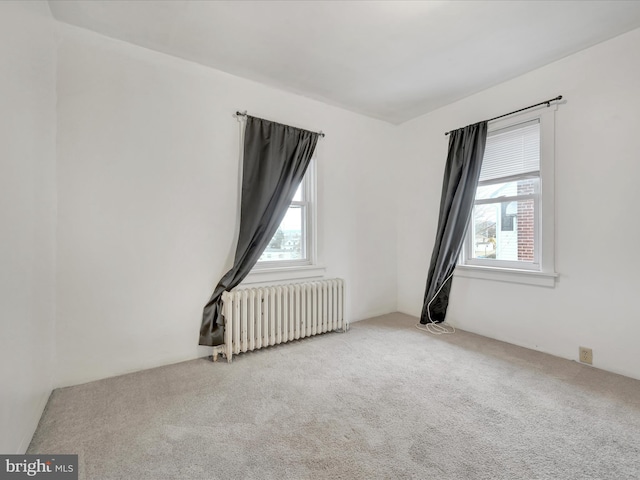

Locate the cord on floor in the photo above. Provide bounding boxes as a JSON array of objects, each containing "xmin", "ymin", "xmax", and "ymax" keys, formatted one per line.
[{"xmin": 415, "ymin": 322, "xmax": 456, "ymax": 335}]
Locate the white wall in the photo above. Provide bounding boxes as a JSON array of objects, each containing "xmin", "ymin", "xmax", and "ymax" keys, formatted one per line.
[
  {"xmin": 0, "ymin": 2, "xmax": 57, "ymax": 453},
  {"xmin": 397, "ymin": 28, "xmax": 640, "ymax": 380},
  {"xmin": 55, "ymin": 26, "xmax": 398, "ymax": 387}
]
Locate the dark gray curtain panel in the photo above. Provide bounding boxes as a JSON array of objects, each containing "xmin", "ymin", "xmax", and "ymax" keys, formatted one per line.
[
  {"xmin": 420, "ymin": 122, "xmax": 487, "ymax": 324},
  {"xmin": 199, "ymin": 116, "xmax": 319, "ymax": 346}
]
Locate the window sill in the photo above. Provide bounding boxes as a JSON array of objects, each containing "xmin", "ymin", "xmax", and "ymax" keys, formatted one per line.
[
  {"xmin": 455, "ymin": 264, "xmax": 557, "ymax": 287},
  {"xmin": 242, "ymin": 265, "xmax": 326, "ymax": 286}
]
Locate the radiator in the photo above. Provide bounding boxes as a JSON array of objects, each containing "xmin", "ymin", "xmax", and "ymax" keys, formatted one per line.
[{"xmin": 212, "ymin": 278, "xmax": 346, "ymax": 363}]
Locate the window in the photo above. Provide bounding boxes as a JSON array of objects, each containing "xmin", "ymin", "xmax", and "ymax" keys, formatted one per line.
[
  {"xmin": 457, "ymin": 107, "xmax": 557, "ymax": 287},
  {"xmin": 254, "ymin": 158, "xmax": 316, "ymax": 269},
  {"xmin": 466, "ymin": 119, "xmax": 540, "ymax": 268}
]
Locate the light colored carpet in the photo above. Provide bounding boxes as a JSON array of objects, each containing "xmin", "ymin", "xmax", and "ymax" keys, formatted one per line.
[{"xmin": 29, "ymin": 313, "xmax": 640, "ymax": 479}]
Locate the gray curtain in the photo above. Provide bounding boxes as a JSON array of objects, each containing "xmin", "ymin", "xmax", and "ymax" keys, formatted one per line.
[
  {"xmin": 420, "ymin": 122, "xmax": 487, "ymax": 324},
  {"xmin": 199, "ymin": 116, "xmax": 319, "ymax": 346}
]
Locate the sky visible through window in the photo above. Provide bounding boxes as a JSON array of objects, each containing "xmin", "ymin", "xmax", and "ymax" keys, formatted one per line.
[{"xmin": 258, "ymin": 184, "xmax": 305, "ymax": 262}]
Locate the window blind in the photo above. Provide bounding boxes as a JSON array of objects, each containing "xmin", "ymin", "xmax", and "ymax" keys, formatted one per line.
[{"xmin": 479, "ymin": 119, "xmax": 540, "ymax": 182}]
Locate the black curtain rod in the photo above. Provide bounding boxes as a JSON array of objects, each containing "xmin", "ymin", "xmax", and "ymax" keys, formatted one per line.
[
  {"xmin": 235, "ymin": 111, "xmax": 325, "ymax": 138},
  {"xmin": 444, "ymin": 95, "xmax": 563, "ymax": 136}
]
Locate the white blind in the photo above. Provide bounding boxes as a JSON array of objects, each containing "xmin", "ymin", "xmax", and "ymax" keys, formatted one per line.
[{"xmin": 479, "ymin": 119, "xmax": 540, "ymax": 182}]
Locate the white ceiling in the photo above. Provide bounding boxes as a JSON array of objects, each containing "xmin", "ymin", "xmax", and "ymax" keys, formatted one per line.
[{"xmin": 48, "ymin": 0, "xmax": 640, "ymax": 124}]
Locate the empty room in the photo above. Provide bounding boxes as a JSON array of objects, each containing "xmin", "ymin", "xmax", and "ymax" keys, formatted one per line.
[{"xmin": 2, "ymin": 1, "xmax": 640, "ymax": 478}]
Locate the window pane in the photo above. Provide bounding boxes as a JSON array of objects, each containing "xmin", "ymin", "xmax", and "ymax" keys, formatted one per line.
[
  {"xmin": 476, "ymin": 178, "xmax": 539, "ymax": 200},
  {"xmin": 258, "ymin": 206, "xmax": 305, "ymax": 262},
  {"xmin": 292, "ymin": 183, "xmax": 303, "ymax": 202},
  {"xmin": 471, "ymin": 198, "xmax": 535, "ymax": 262}
]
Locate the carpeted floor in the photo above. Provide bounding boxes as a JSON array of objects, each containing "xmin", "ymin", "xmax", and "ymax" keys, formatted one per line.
[{"xmin": 29, "ymin": 313, "xmax": 640, "ymax": 479}]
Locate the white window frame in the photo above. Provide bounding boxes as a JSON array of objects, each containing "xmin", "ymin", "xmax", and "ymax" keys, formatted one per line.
[
  {"xmin": 456, "ymin": 106, "xmax": 557, "ymax": 287},
  {"xmin": 243, "ymin": 156, "xmax": 325, "ymax": 284}
]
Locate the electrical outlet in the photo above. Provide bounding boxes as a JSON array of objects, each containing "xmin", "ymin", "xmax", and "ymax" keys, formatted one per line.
[{"xmin": 579, "ymin": 346, "xmax": 593, "ymax": 365}]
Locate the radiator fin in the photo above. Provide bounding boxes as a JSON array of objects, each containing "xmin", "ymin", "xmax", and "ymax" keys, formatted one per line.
[{"xmin": 216, "ymin": 278, "xmax": 346, "ymax": 363}]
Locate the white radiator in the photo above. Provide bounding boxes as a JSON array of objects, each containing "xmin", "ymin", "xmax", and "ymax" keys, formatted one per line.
[{"xmin": 212, "ymin": 278, "xmax": 346, "ymax": 363}]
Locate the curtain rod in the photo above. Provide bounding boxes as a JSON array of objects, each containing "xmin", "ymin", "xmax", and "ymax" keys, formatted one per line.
[
  {"xmin": 235, "ymin": 111, "xmax": 325, "ymax": 137},
  {"xmin": 444, "ymin": 95, "xmax": 563, "ymax": 136}
]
